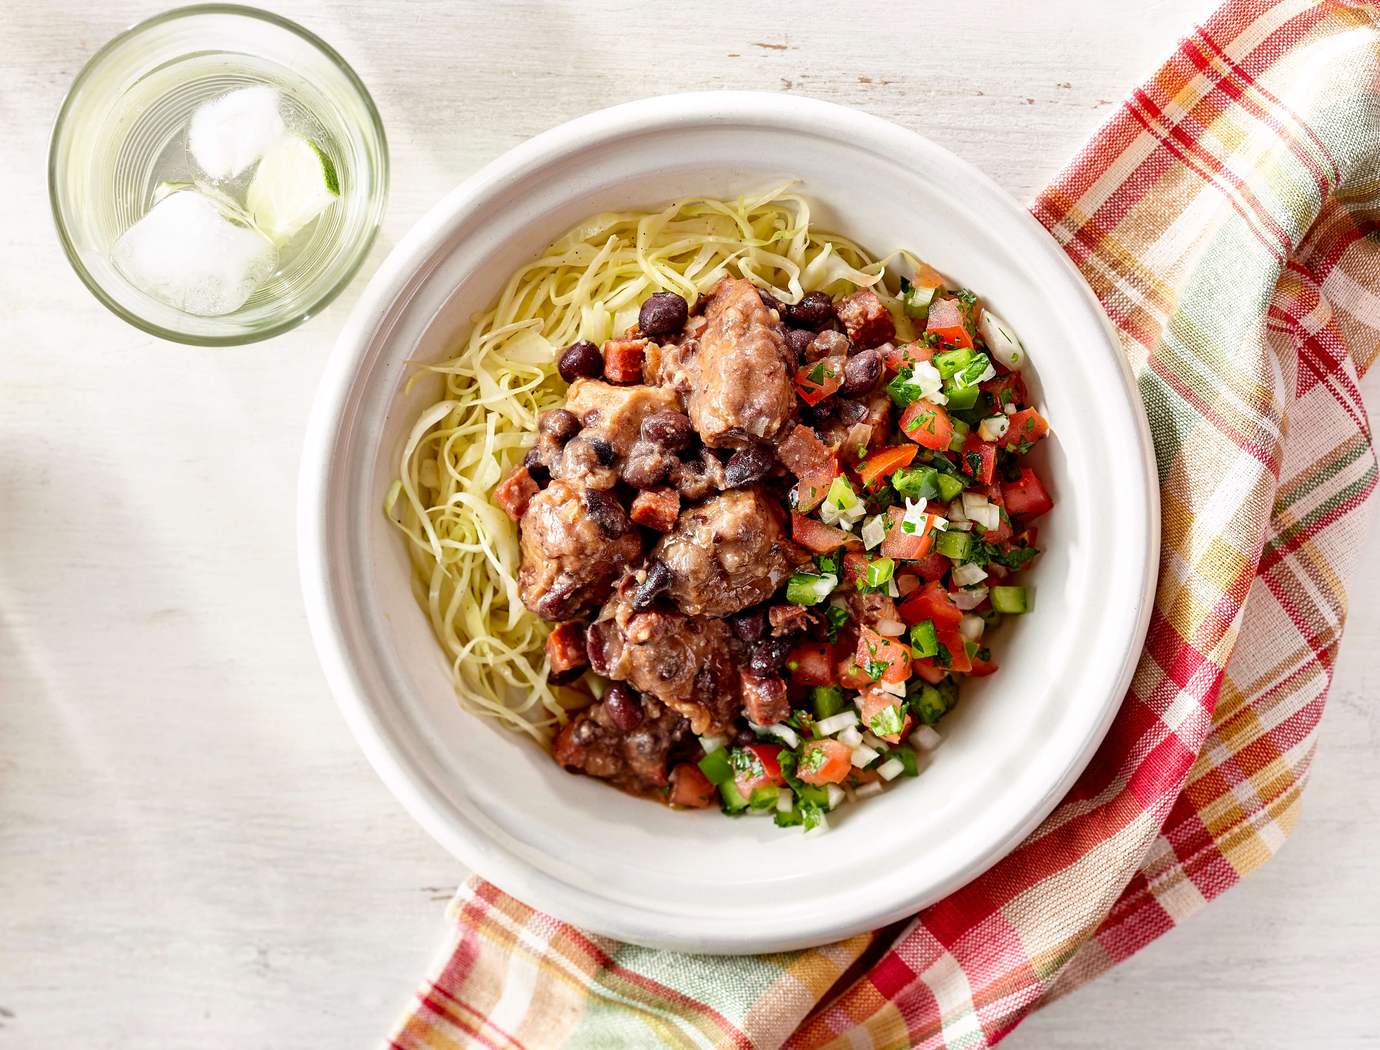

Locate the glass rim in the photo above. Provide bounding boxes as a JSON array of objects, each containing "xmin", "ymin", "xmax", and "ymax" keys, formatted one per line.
[{"xmin": 47, "ymin": 2, "xmax": 389, "ymax": 347}]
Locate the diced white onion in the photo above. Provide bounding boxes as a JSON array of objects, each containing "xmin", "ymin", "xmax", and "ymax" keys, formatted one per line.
[
  {"xmin": 959, "ymin": 614, "xmax": 986, "ymax": 641},
  {"xmin": 876, "ymin": 618, "xmax": 906, "ymax": 637},
  {"xmin": 978, "ymin": 415, "xmax": 1010, "ymax": 442},
  {"xmin": 910, "ymin": 725, "xmax": 944, "ymax": 751},
  {"xmin": 877, "ymin": 677, "xmax": 906, "ymax": 698},
  {"xmin": 948, "ymin": 499, "xmax": 968, "ymax": 522},
  {"xmin": 861, "ymin": 514, "xmax": 886, "ymax": 550},
  {"xmin": 850, "ymin": 744, "xmax": 880, "ymax": 768},
  {"xmin": 972, "ymin": 504, "xmax": 1001, "ymax": 531},
  {"xmin": 961, "ymin": 491, "xmax": 990, "ymax": 516},
  {"xmin": 900, "ymin": 497, "xmax": 930, "ymax": 538},
  {"xmin": 777, "ymin": 788, "xmax": 795, "ymax": 813},
  {"xmin": 913, "ymin": 360, "xmax": 946, "ymax": 403},
  {"xmin": 931, "ymin": 515, "xmax": 949, "ymax": 532},
  {"xmin": 819, "ymin": 500, "xmax": 841, "ymax": 526},
  {"xmin": 699, "ymin": 734, "xmax": 727, "ymax": 754},
  {"xmin": 887, "ymin": 577, "xmax": 900, "ymax": 598},
  {"xmin": 952, "ymin": 562, "xmax": 988, "ymax": 586},
  {"xmin": 951, "ymin": 585, "xmax": 989, "ymax": 610},
  {"xmin": 947, "ymin": 520, "xmax": 973, "ymax": 532},
  {"xmin": 855, "ymin": 780, "xmax": 885, "ymax": 798},
  {"xmin": 816, "ymin": 710, "xmax": 859, "ymax": 736},
  {"xmin": 804, "ymin": 813, "xmax": 831, "ymax": 835},
  {"xmin": 977, "ymin": 308, "xmax": 1025, "ymax": 370},
  {"xmin": 976, "ymin": 361, "xmax": 997, "ymax": 383},
  {"xmin": 861, "ymin": 730, "xmax": 888, "ymax": 750},
  {"xmin": 877, "ymin": 757, "xmax": 907, "ymax": 781},
  {"xmin": 825, "ymin": 784, "xmax": 846, "ymax": 809},
  {"xmin": 752, "ymin": 722, "xmax": 800, "ymax": 749},
  {"xmin": 838, "ymin": 724, "xmax": 863, "ymax": 748},
  {"xmin": 844, "ymin": 422, "xmax": 872, "ymax": 453},
  {"xmin": 1004, "ymin": 402, "xmax": 1018, "ymax": 415}
]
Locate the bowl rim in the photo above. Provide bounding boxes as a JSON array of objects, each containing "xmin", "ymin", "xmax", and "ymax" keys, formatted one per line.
[
  {"xmin": 298, "ymin": 90, "xmax": 1161, "ymax": 952},
  {"xmin": 47, "ymin": 2, "xmax": 389, "ymax": 347}
]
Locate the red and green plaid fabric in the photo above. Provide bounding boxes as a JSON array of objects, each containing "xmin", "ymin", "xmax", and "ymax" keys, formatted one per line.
[{"xmin": 390, "ymin": 1, "xmax": 1379, "ymax": 1046}]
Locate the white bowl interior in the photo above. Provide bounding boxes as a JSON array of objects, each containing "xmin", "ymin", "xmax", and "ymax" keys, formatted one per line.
[{"xmin": 302, "ymin": 94, "xmax": 1156, "ymax": 952}]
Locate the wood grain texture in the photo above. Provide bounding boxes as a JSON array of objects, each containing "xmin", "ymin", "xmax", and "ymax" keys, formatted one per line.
[{"xmin": 1, "ymin": 1, "xmax": 1376, "ymax": 1047}]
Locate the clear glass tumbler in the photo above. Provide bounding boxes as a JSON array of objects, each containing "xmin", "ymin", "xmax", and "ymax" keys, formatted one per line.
[{"xmin": 49, "ymin": 4, "xmax": 389, "ymax": 345}]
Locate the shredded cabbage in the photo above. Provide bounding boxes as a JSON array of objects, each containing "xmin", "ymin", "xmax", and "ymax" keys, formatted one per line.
[{"xmin": 387, "ymin": 185, "xmax": 903, "ymax": 743}]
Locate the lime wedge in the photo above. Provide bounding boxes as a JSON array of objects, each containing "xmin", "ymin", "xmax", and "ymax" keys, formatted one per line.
[{"xmin": 246, "ymin": 136, "xmax": 340, "ymax": 242}]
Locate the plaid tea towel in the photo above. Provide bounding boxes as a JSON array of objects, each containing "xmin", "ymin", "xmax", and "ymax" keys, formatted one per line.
[{"xmin": 390, "ymin": 0, "xmax": 1379, "ymax": 1046}]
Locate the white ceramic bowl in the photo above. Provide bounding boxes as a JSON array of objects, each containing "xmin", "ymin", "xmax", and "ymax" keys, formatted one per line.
[{"xmin": 299, "ymin": 92, "xmax": 1159, "ymax": 954}]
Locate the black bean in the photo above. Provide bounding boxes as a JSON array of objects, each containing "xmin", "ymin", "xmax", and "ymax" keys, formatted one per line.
[
  {"xmin": 638, "ymin": 292, "xmax": 689, "ymax": 337},
  {"xmin": 557, "ymin": 340, "xmax": 604, "ymax": 382},
  {"xmin": 539, "ymin": 408, "xmax": 581, "ymax": 443},
  {"xmin": 588, "ymin": 437, "xmax": 616, "ymax": 466},
  {"xmin": 724, "ymin": 445, "xmax": 774, "ymax": 488},
  {"xmin": 757, "ymin": 288, "xmax": 786, "ymax": 315},
  {"xmin": 728, "ymin": 606, "xmax": 767, "ymax": 643},
  {"xmin": 523, "ymin": 447, "xmax": 550, "ymax": 484},
  {"xmin": 783, "ymin": 327, "xmax": 814, "ymax": 361},
  {"xmin": 787, "ymin": 291, "xmax": 836, "ymax": 329},
  {"xmin": 733, "ymin": 727, "xmax": 757, "ymax": 747},
  {"xmin": 632, "ymin": 559, "xmax": 672, "ymax": 611},
  {"xmin": 747, "ymin": 636, "xmax": 792, "ymax": 676},
  {"xmin": 534, "ymin": 578, "xmax": 578, "ymax": 621},
  {"xmin": 622, "ymin": 443, "xmax": 670, "ymax": 489},
  {"xmin": 603, "ymin": 682, "xmax": 644, "ymax": 732},
  {"xmin": 835, "ymin": 398, "xmax": 869, "ymax": 426},
  {"xmin": 585, "ymin": 619, "xmax": 618, "ymax": 675},
  {"xmin": 640, "ymin": 410, "xmax": 693, "ymax": 451},
  {"xmin": 583, "ymin": 488, "xmax": 630, "ymax": 536},
  {"xmin": 841, "ymin": 347, "xmax": 883, "ymax": 396}
]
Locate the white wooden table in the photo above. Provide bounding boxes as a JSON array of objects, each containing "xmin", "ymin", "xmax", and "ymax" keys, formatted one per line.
[{"xmin": 3, "ymin": 2, "xmax": 1377, "ymax": 1047}]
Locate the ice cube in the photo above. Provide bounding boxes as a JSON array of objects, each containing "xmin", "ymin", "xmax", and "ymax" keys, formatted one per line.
[
  {"xmin": 112, "ymin": 189, "xmax": 278, "ymax": 317},
  {"xmin": 187, "ymin": 85, "xmax": 285, "ymax": 181}
]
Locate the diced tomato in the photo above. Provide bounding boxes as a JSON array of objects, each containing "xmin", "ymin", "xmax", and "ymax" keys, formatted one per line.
[
  {"xmin": 838, "ymin": 654, "xmax": 873, "ymax": 690},
  {"xmin": 841, "ymin": 551, "xmax": 868, "ymax": 589},
  {"xmin": 979, "ymin": 484, "xmax": 1012, "ymax": 544},
  {"xmin": 780, "ymin": 425, "xmax": 839, "ymax": 515},
  {"xmin": 880, "ymin": 505, "xmax": 937, "ymax": 560},
  {"xmin": 796, "ymin": 739, "xmax": 852, "ymax": 786},
  {"xmin": 791, "ymin": 512, "xmax": 858, "ymax": 553},
  {"xmin": 911, "ymin": 262, "xmax": 948, "ymax": 289},
  {"xmin": 898, "ymin": 399, "xmax": 953, "ymax": 450},
  {"xmin": 668, "ymin": 763, "xmax": 717, "ymax": 808},
  {"xmin": 629, "ymin": 487, "xmax": 680, "ymax": 531},
  {"xmin": 602, "ymin": 338, "xmax": 647, "ymax": 384},
  {"xmin": 856, "ymin": 626, "xmax": 911, "ymax": 684},
  {"xmin": 1002, "ymin": 466, "xmax": 1054, "ymax": 519},
  {"xmin": 981, "ymin": 371, "xmax": 1028, "ymax": 410},
  {"xmin": 857, "ymin": 444, "xmax": 918, "ymax": 489},
  {"xmin": 898, "ymin": 580, "xmax": 963, "ymax": 630},
  {"xmin": 794, "ymin": 357, "xmax": 845, "ymax": 406},
  {"xmin": 786, "ymin": 641, "xmax": 837, "ymax": 686},
  {"xmin": 912, "ymin": 659, "xmax": 948, "ymax": 685},
  {"xmin": 494, "ymin": 466, "xmax": 539, "ymax": 521},
  {"xmin": 959, "ymin": 433, "xmax": 997, "ymax": 485},
  {"xmin": 925, "ymin": 298, "xmax": 974, "ymax": 350},
  {"xmin": 859, "ymin": 688, "xmax": 911, "ymax": 744},
  {"xmin": 936, "ymin": 624, "xmax": 973, "ymax": 673},
  {"xmin": 881, "ymin": 340, "xmax": 935, "ymax": 374},
  {"xmin": 911, "ymin": 551, "xmax": 950, "ymax": 583},
  {"xmin": 734, "ymin": 742, "xmax": 786, "ymax": 793},
  {"xmin": 969, "ymin": 653, "xmax": 999, "ymax": 677},
  {"xmin": 1002, "ymin": 408, "xmax": 1050, "ymax": 452}
]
